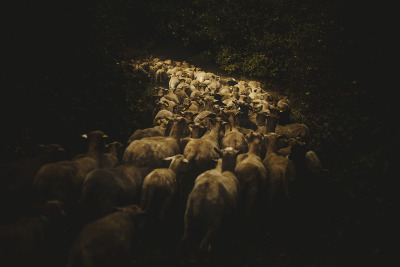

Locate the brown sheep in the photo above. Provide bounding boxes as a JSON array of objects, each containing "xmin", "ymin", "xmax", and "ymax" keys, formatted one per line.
[
  {"xmin": 67, "ymin": 205, "xmax": 146, "ymax": 267},
  {"xmin": 32, "ymin": 131, "xmax": 109, "ymax": 211},
  {"xmin": 277, "ymin": 96, "xmax": 291, "ymax": 124},
  {"xmin": 266, "ymin": 104, "xmax": 310, "ymax": 142},
  {"xmin": 263, "ymin": 133, "xmax": 296, "ymax": 216},
  {"xmin": 77, "ymin": 164, "xmax": 152, "ymax": 224},
  {"xmin": 123, "ymin": 117, "xmax": 189, "ymax": 168},
  {"xmin": 140, "ymin": 154, "xmax": 189, "ymax": 221},
  {"xmin": 0, "ymin": 144, "xmax": 66, "ymax": 223},
  {"xmin": 183, "ymin": 116, "xmax": 224, "ymax": 174},
  {"xmin": 235, "ymin": 132, "xmax": 268, "ymax": 222},
  {"xmin": 276, "ymin": 137, "xmax": 301, "ymax": 157},
  {"xmin": 181, "ymin": 147, "xmax": 240, "ymax": 262},
  {"xmin": 276, "ymin": 123, "xmax": 310, "ymax": 143},
  {"xmin": 0, "ymin": 200, "xmax": 68, "ymax": 267},
  {"xmin": 155, "ymin": 68, "xmax": 168, "ymax": 84},
  {"xmin": 105, "ymin": 141, "xmax": 125, "ymax": 164},
  {"xmin": 153, "ymin": 109, "xmax": 174, "ymax": 127},
  {"xmin": 128, "ymin": 119, "xmax": 170, "ymax": 143},
  {"xmin": 220, "ymin": 109, "xmax": 248, "ymax": 154}
]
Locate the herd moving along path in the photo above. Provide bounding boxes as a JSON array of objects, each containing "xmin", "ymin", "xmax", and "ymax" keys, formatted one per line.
[{"xmin": 0, "ymin": 58, "xmax": 327, "ymax": 266}]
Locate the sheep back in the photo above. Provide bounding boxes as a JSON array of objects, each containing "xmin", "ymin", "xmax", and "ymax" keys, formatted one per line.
[
  {"xmin": 67, "ymin": 205, "xmax": 145, "ymax": 267},
  {"xmin": 123, "ymin": 137, "xmax": 180, "ymax": 168},
  {"xmin": 183, "ymin": 139, "xmax": 220, "ymax": 172},
  {"xmin": 140, "ymin": 168, "xmax": 177, "ymax": 219}
]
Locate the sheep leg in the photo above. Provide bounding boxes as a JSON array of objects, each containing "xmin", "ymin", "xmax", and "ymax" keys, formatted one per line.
[{"xmin": 199, "ymin": 221, "xmax": 219, "ymax": 253}]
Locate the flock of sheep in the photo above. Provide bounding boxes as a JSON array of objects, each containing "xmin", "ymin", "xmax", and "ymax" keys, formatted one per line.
[{"xmin": 0, "ymin": 58, "xmax": 327, "ymax": 266}]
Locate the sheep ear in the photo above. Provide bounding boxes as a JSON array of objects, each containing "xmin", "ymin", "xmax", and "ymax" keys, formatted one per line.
[
  {"xmin": 81, "ymin": 134, "xmax": 88, "ymax": 139},
  {"xmin": 163, "ymin": 156, "xmax": 174, "ymax": 161}
]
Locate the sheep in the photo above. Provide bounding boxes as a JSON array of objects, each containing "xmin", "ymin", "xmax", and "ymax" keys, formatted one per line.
[
  {"xmin": 193, "ymin": 110, "xmax": 214, "ymax": 126},
  {"xmin": 72, "ymin": 135, "xmax": 119, "ymax": 169},
  {"xmin": 169, "ymin": 75, "xmax": 180, "ymax": 90},
  {"xmin": 32, "ymin": 130, "xmax": 109, "ymax": 211},
  {"xmin": 140, "ymin": 154, "xmax": 189, "ymax": 221},
  {"xmin": 276, "ymin": 137, "xmax": 301, "ymax": 157},
  {"xmin": 158, "ymin": 98, "xmax": 177, "ymax": 112},
  {"xmin": 0, "ymin": 200, "xmax": 68, "ymax": 267},
  {"xmin": 201, "ymin": 95, "xmax": 217, "ymax": 112},
  {"xmin": 123, "ymin": 117, "xmax": 189, "ymax": 168},
  {"xmin": 263, "ymin": 133, "xmax": 296, "ymax": 216},
  {"xmin": 174, "ymin": 87, "xmax": 189, "ymax": 103},
  {"xmin": 195, "ymin": 71, "xmax": 207, "ymax": 83},
  {"xmin": 153, "ymin": 109, "xmax": 174, "ymax": 126},
  {"xmin": 181, "ymin": 147, "xmax": 240, "ymax": 262},
  {"xmin": 247, "ymin": 80, "xmax": 261, "ymax": 90},
  {"xmin": 277, "ymin": 96, "xmax": 291, "ymax": 125},
  {"xmin": 254, "ymin": 110, "xmax": 269, "ymax": 134},
  {"xmin": 189, "ymin": 122, "xmax": 207, "ymax": 139},
  {"xmin": 162, "ymin": 88, "xmax": 180, "ymax": 104},
  {"xmin": 220, "ymin": 109, "xmax": 248, "ymax": 154},
  {"xmin": 77, "ymin": 164, "xmax": 153, "ymax": 224},
  {"xmin": 164, "ymin": 59, "xmax": 172, "ymax": 65},
  {"xmin": 289, "ymin": 142, "xmax": 329, "ymax": 177},
  {"xmin": 183, "ymin": 116, "xmax": 224, "ymax": 174},
  {"xmin": 0, "ymin": 143, "xmax": 66, "ymax": 223},
  {"xmin": 67, "ymin": 205, "xmax": 146, "ymax": 267},
  {"xmin": 181, "ymin": 110, "xmax": 199, "ymax": 124},
  {"xmin": 207, "ymin": 78, "xmax": 221, "ymax": 94},
  {"xmin": 266, "ymin": 104, "xmax": 310, "ymax": 142},
  {"xmin": 100, "ymin": 141, "xmax": 121, "ymax": 169},
  {"xmin": 275, "ymin": 123, "xmax": 310, "ymax": 143},
  {"xmin": 236, "ymin": 101, "xmax": 258, "ymax": 133},
  {"xmin": 128, "ymin": 119, "xmax": 170, "ymax": 143},
  {"xmin": 304, "ymin": 150, "xmax": 328, "ymax": 175},
  {"xmin": 155, "ymin": 68, "xmax": 168, "ymax": 84},
  {"xmin": 185, "ymin": 100, "xmax": 202, "ymax": 113},
  {"xmin": 105, "ymin": 141, "xmax": 125, "ymax": 164},
  {"xmin": 176, "ymin": 81, "xmax": 192, "ymax": 97},
  {"xmin": 235, "ymin": 132, "xmax": 268, "ymax": 223}
]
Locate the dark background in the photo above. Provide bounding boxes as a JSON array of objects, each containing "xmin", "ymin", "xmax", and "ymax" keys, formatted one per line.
[{"xmin": 1, "ymin": 0, "xmax": 396, "ymax": 266}]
